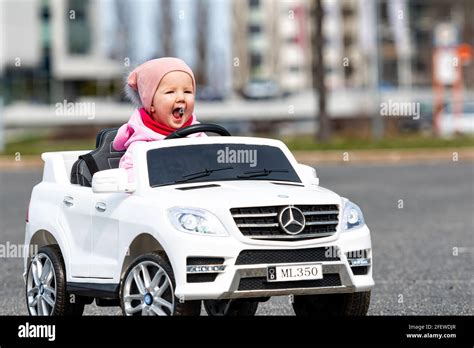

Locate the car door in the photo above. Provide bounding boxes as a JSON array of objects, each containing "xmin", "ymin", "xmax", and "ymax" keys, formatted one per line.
[
  {"xmin": 89, "ymin": 192, "xmax": 127, "ymax": 279},
  {"xmin": 58, "ymin": 185, "xmax": 93, "ymax": 278}
]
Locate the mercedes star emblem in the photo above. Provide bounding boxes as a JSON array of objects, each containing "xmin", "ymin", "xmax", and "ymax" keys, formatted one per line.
[{"xmin": 278, "ymin": 206, "xmax": 306, "ymax": 235}]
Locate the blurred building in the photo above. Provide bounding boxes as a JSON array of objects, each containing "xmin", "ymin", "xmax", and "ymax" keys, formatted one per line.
[
  {"xmin": 0, "ymin": 0, "xmax": 42, "ymax": 71},
  {"xmin": 332, "ymin": 0, "xmax": 473, "ymax": 91},
  {"xmin": 209, "ymin": 0, "xmax": 233, "ymax": 95},
  {"xmin": 0, "ymin": 0, "xmax": 45, "ymax": 103},
  {"xmin": 232, "ymin": 0, "xmax": 371, "ymax": 93},
  {"xmin": 0, "ymin": 0, "xmax": 233, "ymax": 105},
  {"xmin": 368, "ymin": 0, "xmax": 473, "ymax": 88},
  {"xmin": 324, "ymin": 0, "xmax": 365, "ymax": 89},
  {"xmin": 0, "ymin": 0, "xmax": 472, "ymax": 107},
  {"xmin": 232, "ymin": 0, "xmax": 312, "ymax": 93},
  {"xmin": 407, "ymin": 0, "xmax": 473, "ymax": 87},
  {"xmin": 278, "ymin": 0, "xmax": 312, "ymax": 92},
  {"xmin": 51, "ymin": 0, "xmax": 124, "ymax": 79},
  {"xmin": 322, "ymin": 0, "xmax": 345, "ymax": 90}
]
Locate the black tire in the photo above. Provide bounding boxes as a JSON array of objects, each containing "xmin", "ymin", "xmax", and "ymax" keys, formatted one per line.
[
  {"xmin": 203, "ymin": 299, "xmax": 259, "ymax": 316},
  {"xmin": 292, "ymin": 291, "xmax": 371, "ymax": 317},
  {"xmin": 25, "ymin": 245, "xmax": 84, "ymax": 316},
  {"xmin": 120, "ymin": 252, "xmax": 201, "ymax": 316}
]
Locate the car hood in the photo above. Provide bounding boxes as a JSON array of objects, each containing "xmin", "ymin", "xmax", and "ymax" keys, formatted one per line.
[{"xmin": 142, "ymin": 180, "xmax": 342, "ymax": 209}]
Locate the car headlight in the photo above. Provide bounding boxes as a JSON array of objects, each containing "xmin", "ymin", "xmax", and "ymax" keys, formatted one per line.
[
  {"xmin": 168, "ymin": 207, "xmax": 229, "ymax": 236},
  {"xmin": 341, "ymin": 201, "xmax": 365, "ymax": 231}
]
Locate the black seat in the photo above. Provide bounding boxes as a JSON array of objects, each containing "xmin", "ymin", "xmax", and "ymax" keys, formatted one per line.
[{"xmin": 71, "ymin": 128, "xmax": 125, "ymax": 187}]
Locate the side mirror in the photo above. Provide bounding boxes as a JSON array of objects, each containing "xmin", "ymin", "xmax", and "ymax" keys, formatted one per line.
[
  {"xmin": 92, "ymin": 168, "xmax": 135, "ymax": 193},
  {"xmin": 297, "ymin": 164, "xmax": 319, "ymax": 186}
]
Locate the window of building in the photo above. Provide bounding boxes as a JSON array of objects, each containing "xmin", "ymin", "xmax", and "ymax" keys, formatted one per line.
[
  {"xmin": 249, "ymin": 0, "xmax": 260, "ymax": 8},
  {"xmin": 250, "ymin": 52, "xmax": 263, "ymax": 67},
  {"xmin": 343, "ymin": 35, "xmax": 353, "ymax": 47},
  {"xmin": 67, "ymin": 0, "xmax": 91, "ymax": 54},
  {"xmin": 341, "ymin": 6, "xmax": 354, "ymax": 17},
  {"xmin": 248, "ymin": 24, "xmax": 262, "ymax": 34}
]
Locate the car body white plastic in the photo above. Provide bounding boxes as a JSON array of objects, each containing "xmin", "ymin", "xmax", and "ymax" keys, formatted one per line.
[{"xmin": 23, "ymin": 136, "xmax": 374, "ymax": 301}]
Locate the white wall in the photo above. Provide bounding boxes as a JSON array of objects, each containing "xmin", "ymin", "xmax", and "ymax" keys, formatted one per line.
[
  {"xmin": 50, "ymin": 0, "xmax": 123, "ymax": 79},
  {"xmin": 0, "ymin": 0, "xmax": 42, "ymax": 71}
]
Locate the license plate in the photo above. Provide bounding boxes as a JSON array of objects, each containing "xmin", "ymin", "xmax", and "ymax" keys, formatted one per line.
[{"xmin": 267, "ymin": 263, "xmax": 323, "ymax": 282}]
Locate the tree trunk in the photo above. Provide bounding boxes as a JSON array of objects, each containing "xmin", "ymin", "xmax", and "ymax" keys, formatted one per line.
[{"xmin": 313, "ymin": 0, "xmax": 330, "ymax": 142}]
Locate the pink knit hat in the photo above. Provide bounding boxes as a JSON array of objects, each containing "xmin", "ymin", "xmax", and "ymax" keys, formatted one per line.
[{"xmin": 127, "ymin": 57, "xmax": 196, "ymax": 113}]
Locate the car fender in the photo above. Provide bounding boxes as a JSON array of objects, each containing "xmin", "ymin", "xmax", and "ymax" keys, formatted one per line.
[{"xmin": 24, "ymin": 221, "xmax": 71, "ymax": 281}]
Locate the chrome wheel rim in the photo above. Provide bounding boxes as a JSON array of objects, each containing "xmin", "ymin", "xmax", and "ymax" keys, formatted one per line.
[
  {"xmin": 123, "ymin": 261, "xmax": 175, "ymax": 316},
  {"xmin": 26, "ymin": 253, "xmax": 57, "ymax": 316}
]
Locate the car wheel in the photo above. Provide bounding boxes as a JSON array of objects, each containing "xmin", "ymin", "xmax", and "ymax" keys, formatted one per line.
[
  {"xmin": 203, "ymin": 299, "xmax": 259, "ymax": 316},
  {"xmin": 26, "ymin": 245, "xmax": 84, "ymax": 316},
  {"xmin": 120, "ymin": 252, "xmax": 201, "ymax": 316},
  {"xmin": 292, "ymin": 291, "xmax": 371, "ymax": 317}
]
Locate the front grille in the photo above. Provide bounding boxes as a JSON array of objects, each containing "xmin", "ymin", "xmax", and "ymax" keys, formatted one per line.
[
  {"xmin": 346, "ymin": 249, "xmax": 370, "ymax": 276},
  {"xmin": 187, "ymin": 257, "xmax": 225, "ymax": 266},
  {"xmin": 238, "ymin": 274, "xmax": 341, "ymax": 291},
  {"xmin": 230, "ymin": 205, "xmax": 339, "ymax": 241},
  {"xmin": 187, "ymin": 273, "xmax": 218, "ymax": 283},
  {"xmin": 235, "ymin": 247, "xmax": 339, "ymax": 265},
  {"xmin": 186, "ymin": 257, "xmax": 224, "ymax": 283},
  {"xmin": 351, "ymin": 266, "xmax": 369, "ymax": 275}
]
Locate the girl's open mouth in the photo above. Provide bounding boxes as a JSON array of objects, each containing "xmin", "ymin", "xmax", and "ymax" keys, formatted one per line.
[{"xmin": 172, "ymin": 107, "xmax": 185, "ymax": 120}]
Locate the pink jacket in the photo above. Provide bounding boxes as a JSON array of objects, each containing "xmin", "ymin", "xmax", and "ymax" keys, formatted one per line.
[{"xmin": 113, "ymin": 108, "xmax": 206, "ymax": 181}]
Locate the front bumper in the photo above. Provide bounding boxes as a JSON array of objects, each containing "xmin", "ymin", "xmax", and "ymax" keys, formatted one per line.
[{"xmin": 171, "ymin": 225, "xmax": 374, "ymax": 301}]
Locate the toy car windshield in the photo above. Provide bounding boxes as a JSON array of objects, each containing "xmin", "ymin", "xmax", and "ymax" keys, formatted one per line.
[{"xmin": 147, "ymin": 143, "xmax": 302, "ymax": 187}]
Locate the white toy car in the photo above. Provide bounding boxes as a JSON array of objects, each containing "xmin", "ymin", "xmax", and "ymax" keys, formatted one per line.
[{"xmin": 23, "ymin": 124, "xmax": 374, "ymax": 316}]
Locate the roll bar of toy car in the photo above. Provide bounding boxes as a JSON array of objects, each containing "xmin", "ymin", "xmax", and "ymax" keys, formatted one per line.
[{"xmin": 164, "ymin": 124, "xmax": 231, "ymax": 139}]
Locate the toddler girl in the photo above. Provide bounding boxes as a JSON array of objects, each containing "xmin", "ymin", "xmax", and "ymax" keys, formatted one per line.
[{"xmin": 113, "ymin": 57, "xmax": 206, "ymax": 181}]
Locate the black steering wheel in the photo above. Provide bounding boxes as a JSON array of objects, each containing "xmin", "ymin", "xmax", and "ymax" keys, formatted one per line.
[{"xmin": 165, "ymin": 123, "xmax": 231, "ymax": 139}]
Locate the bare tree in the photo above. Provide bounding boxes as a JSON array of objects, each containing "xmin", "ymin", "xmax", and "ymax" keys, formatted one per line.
[{"xmin": 312, "ymin": 0, "xmax": 330, "ymax": 142}]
